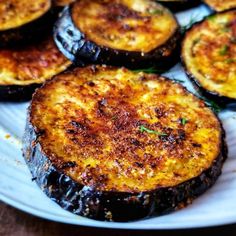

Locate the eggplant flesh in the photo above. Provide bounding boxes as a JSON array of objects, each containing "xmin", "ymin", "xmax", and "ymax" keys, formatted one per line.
[
  {"xmin": 23, "ymin": 65, "xmax": 227, "ymax": 222},
  {"xmin": 54, "ymin": 0, "xmax": 181, "ymax": 70},
  {"xmin": 0, "ymin": 36, "xmax": 72, "ymax": 101},
  {"xmin": 0, "ymin": 0, "xmax": 54, "ymax": 47},
  {"xmin": 181, "ymin": 10, "xmax": 236, "ymax": 106}
]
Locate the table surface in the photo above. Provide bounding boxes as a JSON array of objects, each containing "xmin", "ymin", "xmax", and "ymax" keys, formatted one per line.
[{"xmin": 1, "ymin": 202, "xmax": 236, "ymax": 236}]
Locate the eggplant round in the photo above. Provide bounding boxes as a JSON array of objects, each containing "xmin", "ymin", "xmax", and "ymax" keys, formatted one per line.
[
  {"xmin": 156, "ymin": 0, "xmax": 201, "ymax": 12},
  {"xmin": 0, "ymin": 0, "xmax": 56, "ymax": 47},
  {"xmin": 181, "ymin": 10, "xmax": 236, "ymax": 106},
  {"xmin": 0, "ymin": 35, "xmax": 72, "ymax": 101},
  {"xmin": 203, "ymin": 0, "xmax": 236, "ymax": 12},
  {"xmin": 54, "ymin": 0, "xmax": 181, "ymax": 70},
  {"xmin": 23, "ymin": 65, "xmax": 227, "ymax": 222}
]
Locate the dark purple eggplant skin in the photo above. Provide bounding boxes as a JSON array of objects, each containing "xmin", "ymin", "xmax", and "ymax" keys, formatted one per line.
[
  {"xmin": 156, "ymin": 0, "xmax": 201, "ymax": 12},
  {"xmin": 22, "ymin": 109, "xmax": 227, "ymax": 222},
  {"xmin": 53, "ymin": 6, "xmax": 181, "ymax": 70},
  {"xmin": 0, "ymin": 9, "xmax": 57, "ymax": 48},
  {"xmin": 181, "ymin": 11, "xmax": 236, "ymax": 109},
  {"xmin": 0, "ymin": 84, "xmax": 40, "ymax": 102}
]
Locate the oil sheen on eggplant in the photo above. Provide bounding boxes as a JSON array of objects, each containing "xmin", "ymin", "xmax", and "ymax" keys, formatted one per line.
[
  {"xmin": 182, "ymin": 10, "xmax": 236, "ymax": 105},
  {"xmin": 0, "ymin": 0, "xmax": 55, "ymax": 46},
  {"xmin": 23, "ymin": 65, "xmax": 226, "ymax": 222},
  {"xmin": 0, "ymin": 35, "xmax": 72, "ymax": 101},
  {"xmin": 54, "ymin": 0, "xmax": 180, "ymax": 69},
  {"xmin": 203, "ymin": 0, "xmax": 236, "ymax": 12}
]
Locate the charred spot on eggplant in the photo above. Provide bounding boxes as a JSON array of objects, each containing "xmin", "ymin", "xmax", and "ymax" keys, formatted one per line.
[
  {"xmin": 0, "ymin": 0, "xmax": 56, "ymax": 47},
  {"xmin": 156, "ymin": 0, "xmax": 201, "ymax": 12},
  {"xmin": 203, "ymin": 0, "xmax": 236, "ymax": 12},
  {"xmin": 182, "ymin": 10, "xmax": 236, "ymax": 106},
  {"xmin": 23, "ymin": 65, "xmax": 226, "ymax": 222},
  {"xmin": 0, "ymin": 35, "xmax": 72, "ymax": 101},
  {"xmin": 54, "ymin": 0, "xmax": 180, "ymax": 70}
]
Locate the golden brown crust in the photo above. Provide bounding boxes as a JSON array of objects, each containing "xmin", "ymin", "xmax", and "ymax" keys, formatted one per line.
[
  {"xmin": 71, "ymin": 0, "xmax": 178, "ymax": 53},
  {"xmin": 0, "ymin": 36, "xmax": 72, "ymax": 86},
  {"xmin": 182, "ymin": 10, "xmax": 236, "ymax": 99},
  {"xmin": 0, "ymin": 0, "xmax": 51, "ymax": 31},
  {"xmin": 30, "ymin": 65, "xmax": 223, "ymax": 193},
  {"xmin": 204, "ymin": 0, "xmax": 236, "ymax": 12}
]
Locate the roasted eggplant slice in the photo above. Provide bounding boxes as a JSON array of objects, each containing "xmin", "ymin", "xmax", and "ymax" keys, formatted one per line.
[
  {"xmin": 23, "ymin": 65, "xmax": 226, "ymax": 222},
  {"xmin": 156, "ymin": 0, "xmax": 201, "ymax": 11},
  {"xmin": 203, "ymin": 0, "xmax": 236, "ymax": 12},
  {"xmin": 0, "ymin": 36, "xmax": 72, "ymax": 101},
  {"xmin": 0, "ymin": 0, "xmax": 54, "ymax": 46},
  {"xmin": 182, "ymin": 10, "xmax": 236, "ymax": 105},
  {"xmin": 54, "ymin": 0, "xmax": 180, "ymax": 69}
]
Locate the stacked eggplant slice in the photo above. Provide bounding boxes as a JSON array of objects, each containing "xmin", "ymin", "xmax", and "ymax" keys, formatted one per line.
[
  {"xmin": 54, "ymin": 0, "xmax": 180, "ymax": 69},
  {"xmin": 0, "ymin": 36, "xmax": 72, "ymax": 101},
  {"xmin": 0, "ymin": 0, "xmax": 53, "ymax": 46},
  {"xmin": 0, "ymin": 0, "xmax": 228, "ymax": 222},
  {"xmin": 182, "ymin": 10, "xmax": 236, "ymax": 105},
  {"xmin": 0, "ymin": 0, "xmax": 72, "ymax": 101}
]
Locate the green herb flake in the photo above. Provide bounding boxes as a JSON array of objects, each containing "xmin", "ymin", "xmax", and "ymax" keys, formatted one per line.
[
  {"xmin": 207, "ymin": 15, "xmax": 216, "ymax": 22},
  {"xmin": 171, "ymin": 77, "xmax": 185, "ymax": 83},
  {"xmin": 181, "ymin": 118, "xmax": 188, "ymax": 125},
  {"xmin": 139, "ymin": 125, "xmax": 167, "ymax": 136},
  {"xmin": 197, "ymin": 96, "xmax": 222, "ymax": 113},
  {"xmin": 219, "ymin": 45, "xmax": 229, "ymax": 56},
  {"xmin": 132, "ymin": 67, "xmax": 165, "ymax": 74},
  {"xmin": 193, "ymin": 37, "xmax": 201, "ymax": 46},
  {"xmin": 111, "ymin": 115, "xmax": 117, "ymax": 121},
  {"xmin": 221, "ymin": 26, "xmax": 230, "ymax": 32},
  {"xmin": 225, "ymin": 58, "xmax": 236, "ymax": 64},
  {"xmin": 149, "ymin": 9, "xmax": 164, "ymax": 15}
]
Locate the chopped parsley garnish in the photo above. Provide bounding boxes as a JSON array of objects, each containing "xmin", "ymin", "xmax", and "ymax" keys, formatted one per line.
[
  {"xmin": 221, "ymin": 26, "xmax": 230, "ymax": 32},
  {"xmin": 139, "ymin": 125, "xmax": 167, "ymax": 136},
  {"xmin": 219, "ymin": 45, "xmax": 229, "ymax": 56},
  {"xmin": 193, "ymin": 37, "xmax": 201, "ymax": 46},
  {"xmin": 181, "ymin": 118, "xmax": 188, "ymax": 125},
  {"xmin": 132, "ymin": 67, "xmax": 166, "ymax": 74},
  {"xmin": 149, "ymin": 9, "xmax": 164, "ymax": 15},
  {"xmin": 207, "ymin": 15, "xmax": 216, "ymax": 22},
  {"xmin": 225, "ymin": 58, "xmax": 236, "ymax": 64},
  {"xmin": 171, "ymin": 77, "xmax": 185, "ymax": 83},
  {"xmin": 111, "ymin": 115, "xmax": 117, "ymax": 120},
  {"xmin": 197, "ymin": 95, "xmax": 222, "ymax": 113}
]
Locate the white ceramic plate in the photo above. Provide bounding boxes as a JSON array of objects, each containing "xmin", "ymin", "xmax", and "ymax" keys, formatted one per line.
[{"xmin": 1, "ymin": 4, "xmax": 236, "ymax": 230}]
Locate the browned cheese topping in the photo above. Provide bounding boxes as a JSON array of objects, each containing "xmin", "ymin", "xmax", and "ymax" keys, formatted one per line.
[
  {"xmin": 0, "ymin": 37, "xmax": 72, "ymax": 86},
  {"xmin": 30, "ymin": 66, "xmax": 222, "ymax": 192},
  {"xmin": 71, "ymin": 0, "xmax": 178, "ymax": 52},
  {"xmin": 0, "ymin": 0, "xmax": 51, "ymax": 30},
  {"xmin": 182, "ymin": 10, "xmax": 236, "ymax": 99}
]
